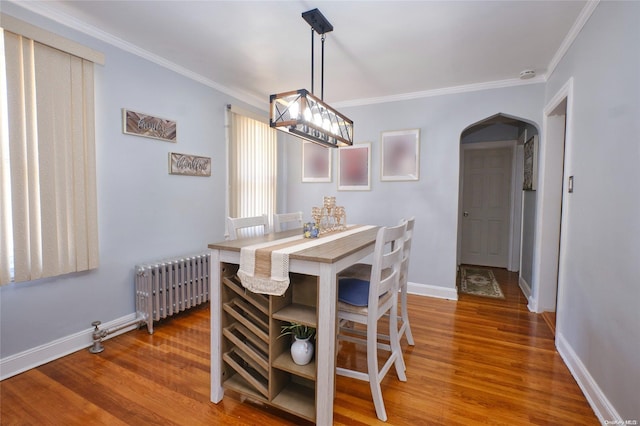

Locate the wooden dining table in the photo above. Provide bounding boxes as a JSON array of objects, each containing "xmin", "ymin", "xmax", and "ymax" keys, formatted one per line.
[{"xmin": 208, "ymin": 225, "xmax": 379, "ymax": 425}]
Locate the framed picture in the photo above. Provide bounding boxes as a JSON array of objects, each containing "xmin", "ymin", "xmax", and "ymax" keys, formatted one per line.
[
  {"xmin": 302, "ymin": 142, "xmax": 332, "ymax": 182},
  {"xmin": 122, "ymin": 109, "xmax": 177, "ymax": 142},
  {"xmin": 381, "ymin": 129, "xmax": 420, "ymax": 181},
  {"xmin": 338, "ymin": 143, "xmax": 371, "ymax": 191},
  {"xmin": 168, "ymin": 152, "xmax": 211, "ymax": 177},
  {"xmin": 523, "ymin": 135, "xmax": 538, "ymax": 190}
]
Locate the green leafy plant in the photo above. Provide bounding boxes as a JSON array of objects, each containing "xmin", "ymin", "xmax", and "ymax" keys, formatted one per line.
[{"xmin": 278, "ymin": 322, "xmax": 316, "ymax": 340}]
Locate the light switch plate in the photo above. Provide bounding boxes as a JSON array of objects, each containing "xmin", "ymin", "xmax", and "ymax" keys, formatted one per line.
[{"xmin": 568, "ymin": 176, "xmax": 574, "ymax": 193}]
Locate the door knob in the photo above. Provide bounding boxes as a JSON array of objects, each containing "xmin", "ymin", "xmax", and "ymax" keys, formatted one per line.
[{"xmin": 463, "ymin": 211, "xmax": 469, "ymax": 217}]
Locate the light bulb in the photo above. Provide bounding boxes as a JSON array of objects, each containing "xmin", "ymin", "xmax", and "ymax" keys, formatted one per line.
[{"xmin": 288, "ymin": 101, "xmax": 299, "ymax": 119}]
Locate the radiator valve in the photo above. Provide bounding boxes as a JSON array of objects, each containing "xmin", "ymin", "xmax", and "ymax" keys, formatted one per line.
[{"xmin": 89, "ymin": 320, "xmax": 106, "ymax": 354}]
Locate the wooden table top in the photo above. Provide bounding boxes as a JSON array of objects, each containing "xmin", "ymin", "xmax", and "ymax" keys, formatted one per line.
[{"xmin": 208, "ymin": 226, "xmax": 379, "ymax": 264}]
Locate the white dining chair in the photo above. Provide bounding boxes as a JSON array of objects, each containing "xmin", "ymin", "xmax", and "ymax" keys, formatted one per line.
[
  {"xmin": 338, "ymin": 217, "xmax": 415, "ymax": 347},
  {"xmin": 226, "ymin": 214, "xmax": 269, "ymax": 240},
  {"xmin": 335, "ymin": 221, "xmax": 407, "ymax": 422},
  {"xmin": 397, "ymin": 217, "xmax": 415, "ymax": 345},
  {"xmin": 273, "ymin": 211, "xmax": 303, "ymax": 232}
]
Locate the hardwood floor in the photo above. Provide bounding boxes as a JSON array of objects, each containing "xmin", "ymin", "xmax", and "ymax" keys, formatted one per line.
[
  {"xmin": 0, "ymin": 267, "xmax": 598, "ymax": 425},
  {"xmin": 542, "ymin": 311, "xmax": 557, "ymax": 336}
]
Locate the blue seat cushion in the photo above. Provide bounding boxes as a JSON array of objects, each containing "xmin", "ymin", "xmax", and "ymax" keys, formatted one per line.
[{"xmin": 338, "ymin": 278, "xmax": 370, "ymax": 306}]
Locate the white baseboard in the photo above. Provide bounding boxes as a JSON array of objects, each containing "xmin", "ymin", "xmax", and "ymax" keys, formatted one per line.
[
  {"xmin": 0, "ymin": 313, "xmax": 139, "ymax": 381},
  {"xmin": 408, "ymin": 281, "xmax": 458, "ymax": 300},
  {"xmin": 556, "ymin": 332, "xmax": 621, "ymax": 424},
  {"xmin": 519, "ymin": 275, "xmax": 531, "ymax": 300},
  {"xmin": 519, "ymin": 275, "xmax": 539, "ymax": 312}
]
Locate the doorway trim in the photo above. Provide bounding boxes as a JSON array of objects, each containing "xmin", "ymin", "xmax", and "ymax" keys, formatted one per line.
[{"xmin": 531, "ymin": 78, "xmax": 574, "ymax": 327}]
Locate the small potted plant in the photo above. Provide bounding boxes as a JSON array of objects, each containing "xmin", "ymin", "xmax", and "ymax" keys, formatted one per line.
[{"xmin": 279, "ymin": 322, "xmax": 316, "ymax": 365}]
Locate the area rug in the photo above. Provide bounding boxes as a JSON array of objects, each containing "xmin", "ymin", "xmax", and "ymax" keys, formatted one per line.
[{"xmin": 459, "ymin": 266, "xmax": 505, "ymax": 299}]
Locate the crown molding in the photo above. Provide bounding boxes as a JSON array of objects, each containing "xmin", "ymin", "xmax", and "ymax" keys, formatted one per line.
[
  {"xmin": 334, "ymin": 75, "xmax": 546, "ymax": 108},
  {"xmin": 7, "ymin": 0, "xmax": 594, "ymax": 111},
  {"xmin": 546, "ymin": 0, "xmax": 600, "ymax": 78},
  {"xmin": 5, "ymin": 0, "xmax": 266, "ymax": 110}
]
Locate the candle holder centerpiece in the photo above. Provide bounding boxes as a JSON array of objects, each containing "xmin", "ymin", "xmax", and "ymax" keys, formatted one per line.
[{"xmin": 310, "ymin": 196, "xmax": 346, "ymax": 235}]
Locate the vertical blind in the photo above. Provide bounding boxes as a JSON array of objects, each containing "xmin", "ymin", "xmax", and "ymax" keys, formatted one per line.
[
  {"xmin": 0, "ymin": 29, "xmax": 99, "ymax": 285},
  {"xmin": 228, "ymin": 108, "xmax": 277, "ymax": 224}
]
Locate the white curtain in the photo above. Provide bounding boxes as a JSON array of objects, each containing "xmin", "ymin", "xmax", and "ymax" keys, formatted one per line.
[
  {"xmin": 1, "ymin": 30, "xmax": 99, "ymax": 285},
  {"xmin": 228, "ymin": 109, "xmax": 277, "ymax": 223}
]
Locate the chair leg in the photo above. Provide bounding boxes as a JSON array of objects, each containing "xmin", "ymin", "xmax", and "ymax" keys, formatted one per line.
[
  {"xmin": 367, "ymin": 324, "xmax": 388, "ymax": 422},
  {"xmin": 400, "ymin": 288, "xmax": 415, "ymax": 346},
  {"xmin": 389, "ymin": 303, "xmax": 407, "ymax": 380}
]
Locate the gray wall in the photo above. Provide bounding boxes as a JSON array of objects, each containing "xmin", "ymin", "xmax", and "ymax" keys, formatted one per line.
[
  {"xmin": 542, "ymin": 2, "xmax": 639, "ymax": 420},
  {"xmin": 0, "ymin": 3, "xmax": 265, "ymax": 358},
  {"xmin": 283, "ymin": 84, "xmax": 545, "ymax": 292}
]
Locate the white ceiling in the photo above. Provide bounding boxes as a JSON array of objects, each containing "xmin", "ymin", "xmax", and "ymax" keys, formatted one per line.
[{"xmin": 11, "ymin": 1, "xmax": 590, "ymax": 108}]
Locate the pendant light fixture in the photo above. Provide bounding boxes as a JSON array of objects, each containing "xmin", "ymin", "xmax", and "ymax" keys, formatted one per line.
[{"xmin": 269, "ymin": 8, "xmax": 354, "ymax": 148}]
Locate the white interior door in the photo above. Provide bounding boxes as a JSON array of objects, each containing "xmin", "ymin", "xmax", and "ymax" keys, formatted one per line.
[{"xmin": 461, "ymin": 147, "xmax": 512, "ymax": 267}]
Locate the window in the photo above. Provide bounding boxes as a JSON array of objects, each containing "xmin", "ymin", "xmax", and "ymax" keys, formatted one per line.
[
  {"xmin": 1, "ymin": 16, "xmax": 103, "ymax": 285},
  {"xmin": 227, "ymin": 105, "xmax": 277, "ymax": 228}
]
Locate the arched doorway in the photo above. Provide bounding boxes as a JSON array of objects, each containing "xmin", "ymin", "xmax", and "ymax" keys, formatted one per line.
[{"xmin": 457, "ymin": 113, "xmax": 539, "ymax": 294}]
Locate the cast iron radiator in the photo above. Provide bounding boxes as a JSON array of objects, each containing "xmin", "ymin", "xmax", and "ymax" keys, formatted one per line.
[{"xmin": 135, "ymin": 252, "xmax": 210, "ymax": 334}]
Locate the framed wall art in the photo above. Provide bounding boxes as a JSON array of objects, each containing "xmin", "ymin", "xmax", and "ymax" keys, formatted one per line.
[
  {"xmin": 302, "ymin": 141, "xmax": 332, "ymax": 182},
  {"xmin": 123, "ymin": 109, "xmax": 177, "ymax": 142},
  {"xmin": 338, "ymin": 143, "xmax": 371, "ymax": 191},
  {"xmin": 169, "ymin": 153, "xmax": 211, "ymax": 177},
  {"xmin": 381, "ymin": 128, "xmax": 420, "ymax": 181},
  {"xmin": 523, "ymin": 135, "xmax": 538, "ymax": 190}
]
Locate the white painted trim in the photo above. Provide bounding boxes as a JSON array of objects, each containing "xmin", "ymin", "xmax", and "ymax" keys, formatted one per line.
[
  {"xmin": 335, "ymin": 77, "xmax": 546, "ymax": 108},
  {"xmin": 556, "ymin": 332, "xmax": 622, "ymax": 425},
  {"xmin": 408, "ymin": 282, "xmax": 458, "ymax": 301},
  {"xmin": 532, "ymin": 77, "xmax": 573, "ymax": 315},
  {"xmin": 518, "ymin": 275, "xmax": 531, "ymax": 301},
  {"xmin": 6, "ymin": 0, "xmax": 550, "ymax": 110},
  {"xmin": 546, "ymin": 1, "xmax": 600, "ymax": 78},
  {"xmin": 8, "ymin": 0, "xmax": 598, "ymax": 110},
  {"xmin": 5, "ymin": 1, "xmax": 266, "ymax": 110},
  {"xmin": 552, "ymin": 78, "xmax": 575, "ymax": 337},
  {"xmin": 0, "ymin": 313, "xmax": 138, "ymax": 381},
  {"xmin": 509, "ymin": 145, "xmax": 524, "ymax": 272}
]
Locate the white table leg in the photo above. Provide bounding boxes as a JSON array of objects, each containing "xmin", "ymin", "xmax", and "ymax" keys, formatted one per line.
[
  {"xmin": 315, "ymin": 263, "xmax": 338, "ymax": 425},
  {"xmin": 210, "ymin": 249, "xmax": 224, "ymax": 403}
]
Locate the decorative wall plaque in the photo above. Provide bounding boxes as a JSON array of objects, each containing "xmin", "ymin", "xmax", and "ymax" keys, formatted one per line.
[
  {"xmin": 168, "ymin": 153, "xmax": 211, "ymax": 177},
  {"xmin": 123, "ymin": 109, "xmax": 177, "ymax": 142}
]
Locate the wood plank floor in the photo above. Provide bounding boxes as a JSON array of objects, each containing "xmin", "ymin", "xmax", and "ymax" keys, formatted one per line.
[{"xmin": 0, "ymin": 267, "xmax": 598, "ymax": 425}]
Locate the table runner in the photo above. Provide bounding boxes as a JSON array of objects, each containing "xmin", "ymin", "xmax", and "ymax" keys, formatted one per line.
[{"xmin": 237, "ymin": 225, "xmax": 375, "ymax": 295}]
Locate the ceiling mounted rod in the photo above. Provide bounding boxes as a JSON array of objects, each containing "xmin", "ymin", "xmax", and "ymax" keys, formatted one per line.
[
  {"xmin": 310, "ymin": 28, "xmax": 314, "ymax": 96},
  {"xmin": 321, "ymin": 34, "xmax": 325, "ymax": 100},
  {"xmin": 304, "ymin": 8, "xmax": 333, "ymax": 99}
]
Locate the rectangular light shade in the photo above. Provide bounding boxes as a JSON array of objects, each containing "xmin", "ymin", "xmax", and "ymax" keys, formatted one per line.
[{"xmin": 269, "ymin": 89, "xmax": 353, "ymax": 148}]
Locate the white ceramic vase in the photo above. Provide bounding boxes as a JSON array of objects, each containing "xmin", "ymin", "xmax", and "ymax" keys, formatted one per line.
[{"xmin": 290, "ymin": 336, "xmax": 314, "ymax": 365}]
